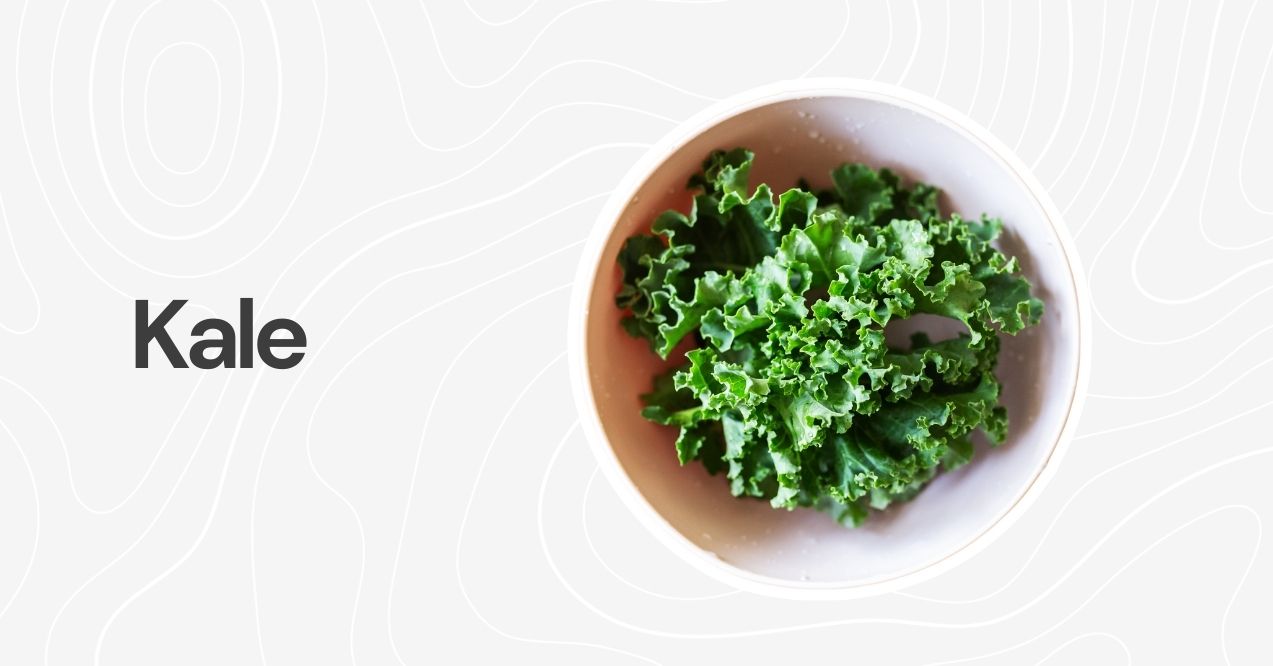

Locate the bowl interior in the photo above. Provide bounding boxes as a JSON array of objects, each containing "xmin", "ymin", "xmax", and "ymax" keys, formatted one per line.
[{"xmin": 583, "ymin": 92, "xmax": 1080, "ymax": 587}]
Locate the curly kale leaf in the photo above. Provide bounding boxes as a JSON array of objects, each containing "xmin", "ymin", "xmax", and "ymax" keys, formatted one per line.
[{"xmin": 617, "ymin": 149, "xmax": 1042, "ymax": 525}]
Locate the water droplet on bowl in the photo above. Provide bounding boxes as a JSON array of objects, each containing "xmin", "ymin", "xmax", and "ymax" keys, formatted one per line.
[{"xmin": 808, "ymin": 130, "xmax": 820, "ymax": 139}]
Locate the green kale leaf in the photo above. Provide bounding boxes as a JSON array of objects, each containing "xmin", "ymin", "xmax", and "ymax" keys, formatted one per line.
[{"xmin": 617, "ymin": 149, "xmax": 1042, "ymax": 525}]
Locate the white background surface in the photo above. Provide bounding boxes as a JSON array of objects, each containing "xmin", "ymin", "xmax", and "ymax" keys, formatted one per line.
[{"xmin": 0, "ymin": 1, "xmax": 1269, "ymax": 663}]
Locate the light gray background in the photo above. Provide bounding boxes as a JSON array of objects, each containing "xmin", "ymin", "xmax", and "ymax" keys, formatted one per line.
[{"xmin": 0, "ymin": 1, "xmax": 1269, "ymax": 663}]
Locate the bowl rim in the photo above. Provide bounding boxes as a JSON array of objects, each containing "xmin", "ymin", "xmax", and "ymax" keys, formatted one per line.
[{"xmin": 567, "ymin": 78, "xmax": 1091, "ymax": 599}]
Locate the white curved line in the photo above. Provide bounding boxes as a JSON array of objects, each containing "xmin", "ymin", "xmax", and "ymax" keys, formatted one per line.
[
  {"xmin": 580, "ymin": 469, "xmax": 740, "ymax": 602},
  {"xmin": 0, "ymin": 412, "xmax": 40, "ymax": 624},
  {"xmin": 0, "ymin": 189, "xmax": 42, "ymax": 335}
]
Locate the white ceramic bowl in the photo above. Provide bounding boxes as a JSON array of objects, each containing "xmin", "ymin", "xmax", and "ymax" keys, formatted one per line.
[{"xmin": 568, "ymin": 79, "xmax": 1089, "ymax": 598}]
